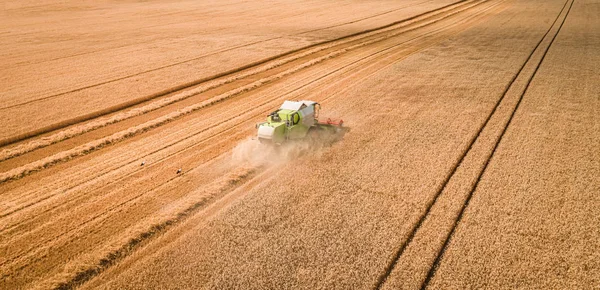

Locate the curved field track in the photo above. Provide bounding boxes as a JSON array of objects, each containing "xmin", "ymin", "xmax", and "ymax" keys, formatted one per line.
[{"xmin": 1, "ymin": 0, "xmax": 598, "ymax": 289}]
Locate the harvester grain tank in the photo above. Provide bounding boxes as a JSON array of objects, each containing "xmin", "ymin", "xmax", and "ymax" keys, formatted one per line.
[{"xmin": 256, "ymin": 100, "xmax": 343, "ymax": 144}]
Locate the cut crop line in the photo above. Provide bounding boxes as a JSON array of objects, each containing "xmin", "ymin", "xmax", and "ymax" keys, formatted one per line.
[
  {"xmin": 420, "ymin": 0, "xmax": 574, "ymax": 288},
  {"xmin": 0, "ymin": 0, "xmax": 471, "ymax": 148},
  {"xmin": 1, "ymin": 147, "xmax": 229, "ymax": 270},
  {"xmin": 0, "ymin": 129, "xmax": 236, "ymax": 225},
  {"xmin": 0, "ymin": 0, "xmax": 490, "ymax": 185},
  {"xmin": 373, "ymin": 0, "xmax": 572, "ymax": 288},
  {"xmin": 1, "ymin": 165, "xmax": 262, "ymax": 283}
]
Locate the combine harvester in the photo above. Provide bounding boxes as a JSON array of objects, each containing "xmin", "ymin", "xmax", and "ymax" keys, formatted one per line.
[{"xmin": 256, "ymin": 100, "xmax": 344, "ymax": 145}]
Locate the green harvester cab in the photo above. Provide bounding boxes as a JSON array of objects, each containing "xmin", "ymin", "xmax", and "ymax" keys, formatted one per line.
[{"xmin": 256, "ymin": 100, "xmax": 343, "ymax": 144}]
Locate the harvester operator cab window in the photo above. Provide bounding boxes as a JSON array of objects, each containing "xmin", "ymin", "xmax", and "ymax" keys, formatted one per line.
[{"xmin": 270, "ymin": 110, "xmax": 281, "ymax": 122}]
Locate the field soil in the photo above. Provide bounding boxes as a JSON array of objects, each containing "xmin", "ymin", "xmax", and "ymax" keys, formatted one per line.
[{"xmin": 1, "ymin": 0, "xmax": 598, "ymax": 289}]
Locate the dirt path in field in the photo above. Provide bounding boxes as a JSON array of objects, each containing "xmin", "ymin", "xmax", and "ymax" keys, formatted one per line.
[{"xmin": 2, "ymin": 0, "xmax": 598, "ymax": 289}]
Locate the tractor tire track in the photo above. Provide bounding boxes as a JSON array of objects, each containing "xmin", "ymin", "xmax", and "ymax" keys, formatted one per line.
[
  {"xmin": 373, "ymin": 0, "xmax": 574, "ymax": 288},
  {"xmin": 420, "ymin": 0, "xmax": 574, "ymax": 287}
]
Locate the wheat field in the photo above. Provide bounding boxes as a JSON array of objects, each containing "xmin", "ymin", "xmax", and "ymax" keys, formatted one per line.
[{"xmin": 1, "ymin": 0, "xmax": 598, "ymax": 289}]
